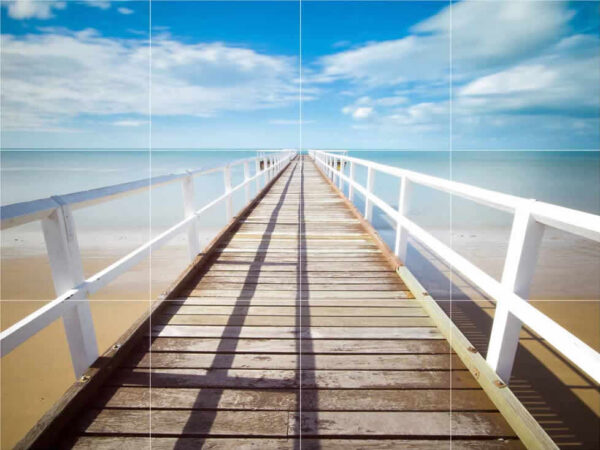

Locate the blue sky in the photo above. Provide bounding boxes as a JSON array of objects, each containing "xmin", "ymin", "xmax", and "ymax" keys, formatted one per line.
[{"xmin": 1, "ymin": 0, "xmax": 599, "ymax": 149}]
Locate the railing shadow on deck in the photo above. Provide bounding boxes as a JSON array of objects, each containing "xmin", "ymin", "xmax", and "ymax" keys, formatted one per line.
[
  {"xmin": 86, "ymin": 159, "xmax": 312, "ymax": 447},
  {"xmin": 170, "ymin": 159, "xmax": 300, "ymax": 448},
  {"xmin": 295, "ymin": 156, "xmax": 320, "ymax": 449},
  {"xmin": 402, "ymin": 238, "xmax": 599, "ymax": 448}
]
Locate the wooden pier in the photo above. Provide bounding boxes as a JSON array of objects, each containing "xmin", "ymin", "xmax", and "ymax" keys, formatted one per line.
[{"xmin": 19, "ymin": 156, "xmax": 543, "ymax": 448}]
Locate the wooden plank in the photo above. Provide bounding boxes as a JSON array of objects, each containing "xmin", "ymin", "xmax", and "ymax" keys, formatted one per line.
[
  {"xmin": 222, "ymin": 240, "xmax": 378, "ymax": 248},
  {"xmin": 232, "ymin": 233, "xmax": 372, "ymax": 239},
  {"xmin": 155, "ymin": 314, "xmax": 434, "ymax": 327},
  {"xmin": 212, "ymin": 255, "xmax": 391, "ymax": 263},
  {"xmin": 215, "ymin": 249, "xmax": 382, "ymax": 255},
  {"xmin": 201, "ymin": 268, "xmax": 395, "ymax": 276},
  {"xmin": 94, "ymin": 387, "xmax": 495, "ymax": 411},
  {"xmin": 161, "ymin": 306, "xmax": 425, "ymax": 317},
  {"xmin": 128, "ymin": 353, "xmax": 463, "ymax": 370},
  {"xmin": 78, "ymin": 409, "xmax": 288, "ymax": 436},
  {"xmin": 168, "ymin": 298, "xmax": 418, "ymax": 307},
  {"xmin": 147, "ymin": 338, "xmax": 453, "ymax": 354},
  {"xmin": 68, "ymin": 437, "xmax": 525, "ymax": 449},
  {"xmin": 189, "ymin": 283, "xmax": 408, "ymax": 292},
  {"xmin": 110, "ymin": 368, "xmax": 481, "ymax": 389},
  {"xmin": 184, "ymin": 290, "xmax": 414, "ymax": 299},
  {"xmin": 195, "ymin": 275, "xmax": 402, "ymax": 284},
  {"xmin": 152, "ymin": 325, "xmax": 442, "ymax": 339},
  {"xmin": 289, "ymin": 411, "xmax": 517, "ymax": 438},
  {"xmin": 205, "ymin": 263, "xmax": 393, "ymax": 272}
]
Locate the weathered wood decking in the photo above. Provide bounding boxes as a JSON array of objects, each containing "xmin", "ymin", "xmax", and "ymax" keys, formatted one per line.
[{"xmin": 32, "ymin": 156, "xmax": 524, "ymax": 449}]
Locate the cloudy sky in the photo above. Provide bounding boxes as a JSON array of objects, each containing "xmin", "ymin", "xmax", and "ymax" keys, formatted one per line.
[{"xmin": 1, "ymin": 0, "xmax": 599, "ymax": 149}]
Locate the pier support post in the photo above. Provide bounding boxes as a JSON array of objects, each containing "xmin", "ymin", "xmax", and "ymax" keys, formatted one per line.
[
  {"xmin": 243, "ymin": 161, "xmax": 251, "ymax": 204},
  {"xmin": 487, "ymin": 200, "xmax": 544, "ymax": 383},
  {"xmin": 348, "ymin": 162, "xmax": 355, "ymax": 201},
  {"xmin": 365, "ymin": 167, "xmax": 375, "ymax": 221},
  {"xmin": 42, "ymin": 199, "xmax": 98, "ymax": 378},
  {"xmin": 394, "ymin": 176, "xmax": 412, "ymax": 262},
  {"xmin": 223, "ymin": 165, "xmax": 233, "ymax": 221},
  {"xmin": 182, "ymin": 172, "xmax": 201, "ymax": 261}
]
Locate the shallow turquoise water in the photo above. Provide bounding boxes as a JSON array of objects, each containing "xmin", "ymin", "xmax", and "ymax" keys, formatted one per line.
[{"xmin": 1, "ymin": 150, "xmax": 598, "ymax": 231}]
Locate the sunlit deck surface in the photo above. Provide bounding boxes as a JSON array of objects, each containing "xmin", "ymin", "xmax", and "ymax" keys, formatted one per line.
[{"xmin": 56, "ymin": 156, "xmax": 523, "ymax": 449}]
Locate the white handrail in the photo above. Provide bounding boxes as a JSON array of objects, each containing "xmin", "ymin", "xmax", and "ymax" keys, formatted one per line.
[
  {"xmin": 309, "ymin": 149, "xmax": 600, "ymax": 385},
  {"xmin": 0, "ymin": 150, "xmax": 296, "ymax": 377}
]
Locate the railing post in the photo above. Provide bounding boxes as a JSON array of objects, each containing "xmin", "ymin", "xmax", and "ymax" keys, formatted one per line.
[
  {"xmin": 255, "ymin": 158, "xmax": 261, "ymax": 191},
  {"xmin": 223, "ymin": 165, "xmax": 233, "ymax": 221},
  {"xmin": 348, "ymin": 161, "xmax": 355, "ymax": 201},
  {"xmin": 332, "ymin": 157, "xmax": 337, "ymax": 185},
  {"xmin": 329, "ymin": 156, "xmax": 335, "ymax": 181},
  {"xmin": 337, "ymin": 158, "xmax": 343, "ymax": 191},
  {"xmin": 182, "ymin": 172, "xmax": 200, "ymax": 261},
  {"xmin": 394, "ymin": 176, "xmax": 412, "ymax": 262},
  {"xmin": 365, "ymin": 167, "xmax": 375, "ymax": 221},
  {"xmin": 243, "ymin": 161, "xmax": 251, "ymax": 204},
  {"xmin": 41, "ymin": 198, "xmax": 98, "ymax": 378},
  {"xmin": 486, "ymin": 200, "xmax": 545, "ymax": 383},
  {"xmin": 264, "ymin": 157, "xmax": 269, "ymax": 184}
]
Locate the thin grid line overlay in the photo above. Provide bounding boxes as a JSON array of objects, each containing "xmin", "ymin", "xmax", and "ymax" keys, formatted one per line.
[
  {"xmin": 148, "ymin": 0, "xmax": 152, "ymax": 446},
  {"xmin": 298, "ymin": 0, "xmax": 303, "ymax": 447},
  {"xmin": 449, "ymin": 0, "xmax": 453, "ymax": 447}
]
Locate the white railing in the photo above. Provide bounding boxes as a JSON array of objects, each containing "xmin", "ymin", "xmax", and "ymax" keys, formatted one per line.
[
  {"xmin": 0, "ymin": 150, "xmax": 296, "ymax": 377},
  {"xmin": 310, "ymin": 149, "xmax": 600, "ymax": 385}
]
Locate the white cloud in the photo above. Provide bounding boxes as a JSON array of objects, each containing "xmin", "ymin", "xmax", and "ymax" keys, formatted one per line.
[
  {"xmin": 3, "ymin": 0, "xmax": 65, "ymax": 19},
  {"xmin": 374, "ymin": 96, "xmax": 408, "ymax": 107},
  {"xmin": 387, "ymin": 102, "xmax": 448, "ymax": 126},
  {"xmin": 342, "ymin": 105, "xmax": 374, "ymax": 120},
  {"xmin": 81, "ymin": 0, "xmax": 111, "ymax": 10},
  {"xmin": 460, "ymin": 65, "xmax": 557, "ymax": 96},
  {"xmin": 413, "ymin": 0, "xmax": 573, "ymax": 70},
  {"xmin": 117, "ymin": 7, "xmax": 134, "ymax": 15},
  {"xmin": 332, "ymin": 40, "xmax": 351, "ymax": 49},
  {"xmin": 269, "ymin": 119, "xmax": 314, "ymax": 125},
  {"xmin": 341, "ymin": 95, "xmax": 407, "ymax": 121},
  {"xmin": 113, "ymin": 120, "xmax": 147, "ymax": 127},
  {"xmin": 1, "ymin": 30, "xmax": 299, "ymax": 131},
  {"xmin": 318, "ymin": 0, "xmax": 597, "ymax": 144},
  {"xmin": 2, "ymin": 0, "xmax": 113, "ymax": 19},
  {"xmin": 457, "ymin": 50, "xmax": 599, "ymax": 117},
  {"xmin": 317, "ymin": 1, "xmax": 573, "ymax": 86}
]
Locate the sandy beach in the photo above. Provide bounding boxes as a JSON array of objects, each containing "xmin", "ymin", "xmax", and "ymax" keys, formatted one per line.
[
  {"xmin": 1, "ymin": 227, "xmax": 218, "ymax": 448},
  {"xmin": 1, "ymin": 225, "xmax": 599, "ymax": 448}
]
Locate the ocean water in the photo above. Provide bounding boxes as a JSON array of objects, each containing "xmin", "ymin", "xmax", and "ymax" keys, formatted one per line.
[
  {"xmin": 1, "ymin": 150, "xmax": 259, "ymax": 231},
  {"xmin": 1, "ymin": 150, "xmax": 599, "ymax": 233},
  {"xmin": 347, "ymin": 150, "xmax": 600, "ymax": 230}
]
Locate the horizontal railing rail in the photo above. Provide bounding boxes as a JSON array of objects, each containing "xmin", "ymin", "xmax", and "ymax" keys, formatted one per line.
[
  {"xmin": 310, "ymin": 149, "xmax": 600, "ymax": 385},
  {"xmin": 0, "ymin": 150, "xmax": 296, "ymax": 377}
]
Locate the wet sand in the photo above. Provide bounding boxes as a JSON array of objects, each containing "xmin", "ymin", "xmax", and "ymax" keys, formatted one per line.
[{"xmin": 1, "ymin": 229, "xmax": 599, "ymax": 448}]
